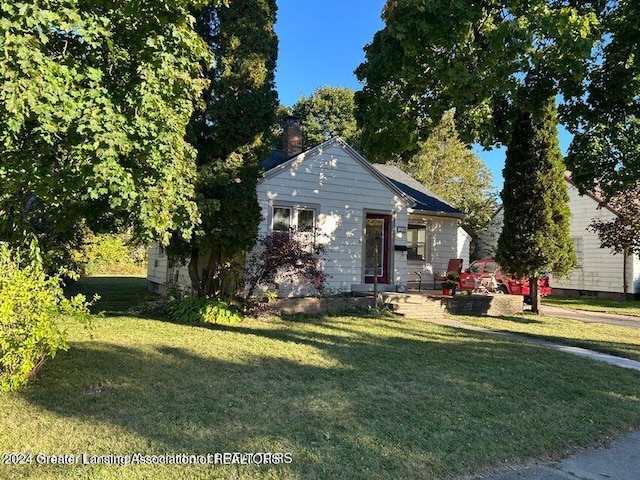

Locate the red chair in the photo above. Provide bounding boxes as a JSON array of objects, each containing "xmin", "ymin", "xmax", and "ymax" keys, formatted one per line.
[{"xmin": 433, "ymin": 259, "xmax": 463, "ymax": 289}]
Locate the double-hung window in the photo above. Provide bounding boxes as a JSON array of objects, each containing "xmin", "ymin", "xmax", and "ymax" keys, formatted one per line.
[
  {"xmin": 272, "ymin": 206, "xmax": 316, "ymax": 235},
  {"xmin": 407, "ymin": 222, "xmax": 432, "ymax": 263}
]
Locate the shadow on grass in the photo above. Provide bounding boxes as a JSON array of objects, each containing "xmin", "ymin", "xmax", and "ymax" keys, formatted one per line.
[
  {"xmin": 64, "ymin": 276, "xmax": 159, "ymax": 314},
  {"xmin": 19, "ymin": 314, "xmax": 640, "ymax": 479}
]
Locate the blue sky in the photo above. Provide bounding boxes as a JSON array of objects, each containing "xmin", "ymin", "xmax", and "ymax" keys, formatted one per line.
[{"xmin": 273, "ymin": 0, "xmax": 571, "ymax": 194}]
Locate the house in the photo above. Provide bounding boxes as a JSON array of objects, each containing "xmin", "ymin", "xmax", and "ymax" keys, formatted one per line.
[
  {"xmin": 476, "ymin": 173, "xmax": 640, "ymax": 298},
  {"xmin": 147, "ymin": 118, "xmax": 469, "ymax": 296}
]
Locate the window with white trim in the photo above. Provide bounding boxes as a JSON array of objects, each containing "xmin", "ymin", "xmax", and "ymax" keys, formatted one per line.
[
  {"xmin": 572, "ymin": 237, "xmax": 583, "ymax": 268},
  {"xmin": 271, "ymin": 206, "xmax": 316, "ymax": 234},
  {"xmin": 407, "ymin": 222, "xmax": 432, "ymax": 263}
]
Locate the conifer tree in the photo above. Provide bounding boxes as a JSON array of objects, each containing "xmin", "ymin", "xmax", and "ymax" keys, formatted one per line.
[
  {"xmin": 171, "ymin": 0, "xmax": 278, "ymax": 297},
  {"xmin": 497, "ymin": 96, "xmax": 576, "ymax": 313}
]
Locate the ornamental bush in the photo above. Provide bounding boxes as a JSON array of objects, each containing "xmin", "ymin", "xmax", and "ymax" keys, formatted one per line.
[
  {"xmin": 78, "ymin": 233, "xmax": 147, "ymax": 276},
  {"xmin": 169, "ymin": 297, "xmax": 243, "ymax": 324},
  {"xmin": 0, "ymin": 240, "xmax": 92, "ymax": 392}
]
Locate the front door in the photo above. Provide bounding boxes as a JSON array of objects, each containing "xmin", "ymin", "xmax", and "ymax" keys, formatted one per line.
[{"xmin": 364, "ymin": 214, "xmax": 391, "ymax": 284}]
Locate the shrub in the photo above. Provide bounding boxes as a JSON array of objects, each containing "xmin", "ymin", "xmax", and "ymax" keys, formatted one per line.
[
  {"xmin": 77, "ymin": 233, "xmax": 147, "ymax": 276},
  {"xmin": 244, "ymin": 232, "xmax": 329, "ymax": 300},
  {"xmin": 0, "ymin": 240, "xmax": 93, "ymax": 392},
  {"xmin": 169, "ymin": 297, "xmax": 243, "ymax": 324}
]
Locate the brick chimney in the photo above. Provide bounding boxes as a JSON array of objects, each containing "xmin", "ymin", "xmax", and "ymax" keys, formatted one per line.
[{"xmin": 283, "ymin": 116, "xmax": 303, "ymax": 159}]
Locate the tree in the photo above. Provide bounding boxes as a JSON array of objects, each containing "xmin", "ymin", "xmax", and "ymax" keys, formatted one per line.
[
  {"xmin": 355, "ymin": 1, "xmax": 598, "ymax": 311},
  {"xmin": 174, "ymin": 0, "xmax": 278, "ymax": 298},
  {"xmin": 292, "ymin": 86, "xmax": 361, "ymax": 150},
  {"xmin": 0, "ymin": 0, "xmax": 212, "ymax": 249},
  {"xmin": 588, "ymin": 186, "xmax": 640, "ymax": 300},
  {"xmin": 496, "ymin": 97, "xmax": 576, "ymax": 313},
  {"xmin": 400, "ymin": 110, "xmax": 497, "ymax": 255},
  {"xmin": 356, "ymin": 1, "xmax": 602, "ymax": 159},
  {"xmin": 564, "ymin": 0, "xmax": 640, "ymax": 199}
]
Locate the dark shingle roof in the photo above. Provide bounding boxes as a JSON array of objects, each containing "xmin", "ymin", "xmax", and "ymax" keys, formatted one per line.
[
  {"xmin": 372, "ymin": 164, "xmax": 462, "ymax": 216},
  {"xmin": 261, "ymin": 150, "xmax": 286, "ymax": 171}
]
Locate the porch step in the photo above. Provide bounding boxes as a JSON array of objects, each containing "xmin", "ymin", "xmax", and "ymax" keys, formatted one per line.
[{"xmin": 382, "ymin": 293, "xmax": 446, "ymax": 321}]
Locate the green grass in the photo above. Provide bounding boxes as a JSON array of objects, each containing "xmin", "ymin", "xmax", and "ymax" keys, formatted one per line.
[
  {"xmin": 64, "ymin": 275, "xmax": 159, "ymax": 313},
  {"xmin": 543, "ymin": 295, "xmax": 640, "ymax": 317},
  {"xmin": 455, "ymin": 313, "xmax": 640, "ymax": 362},
  {"xmin": 0, "ymin": 278, "xmax": 638, "ymax": 479}
]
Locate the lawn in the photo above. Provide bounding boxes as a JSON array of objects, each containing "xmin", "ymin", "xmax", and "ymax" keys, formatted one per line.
[
  {"xmin": 455, "ymin": 312, "xmax": 640, "ymax": 362},
  {"xmin": 543, "ymin": 295, "xmax": 640, "ymax": 317},
  {"xmin": 0, "ymin": 277, "xmax": 639, "ymax": 479}
]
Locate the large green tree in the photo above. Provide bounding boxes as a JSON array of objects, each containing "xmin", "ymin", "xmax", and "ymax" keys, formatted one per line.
[
  {"xmin": 177, "ymin": 0, "xmax": 278, "ymax": 297},
  {"xmin": 564, "ymin": 0, "xmax": 640, "ymax": 199},
  {"xmin": 496, "ymin": 96, "xmax": 576, "ymax": 313},
  {"xmin": 400, "ymin": 110, "xmax": 497, "ymax": 254},
  {"xmin": 355, "ymin": 1, "xmax": 601, "ymax": 158},
  {"xmin": 0, "ymin": 0, "xmax": 212, "ymax": 249},
  {"xmin": 356, "ymin": 1, "xmax": 599, "ymax": 310},
  {"xmin": 292, "ymin": 86, "xmax": 361, "ymax": 150}
]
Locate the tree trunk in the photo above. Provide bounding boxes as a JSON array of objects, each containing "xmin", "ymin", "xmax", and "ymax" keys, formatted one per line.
[
  {"xmin": 188, "ymin": 245, "xmax": 201, "ymax": 296},
  {"xmin": 530, "ymin": 274, "xmax": 540, "ymax": 314}
]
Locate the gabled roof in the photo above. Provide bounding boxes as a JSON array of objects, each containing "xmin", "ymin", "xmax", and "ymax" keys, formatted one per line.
[
  {"xmin": 260, "ymin": 136, "xmax": 414, "ymax": 206},
  {"xmin": 261, "ymin": 137, "xmax": 463, "ymax": 218},
  {"xmin": 372, "ymin": 164, "xmax": 463, "ymax": 217}
]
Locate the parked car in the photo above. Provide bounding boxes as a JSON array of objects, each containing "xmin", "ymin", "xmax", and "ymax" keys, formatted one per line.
[{"xmin": 459, "ymin": 258, "xmax": 552, "ymax": 297}]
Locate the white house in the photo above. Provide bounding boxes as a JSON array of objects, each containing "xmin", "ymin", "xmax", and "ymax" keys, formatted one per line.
[
  {"xmin": 477, "ymin": 174, "xmax": 640, "ymax": 298},
  {"xmin": 147, "ymin": 118, "xmax": 469, "ymax": 296}
]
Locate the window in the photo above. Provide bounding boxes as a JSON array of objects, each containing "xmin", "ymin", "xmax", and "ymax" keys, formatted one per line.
[
  {"xmin": 273, "ymin": 207, "xmax": 291, "ymax": 232},
  {"xmin": 297, "ymin": 209, "xmax": 315, "ymax": 232},
  {"xmin": 407, "ymin": 222, "xmax": 432, "ymax": 262},
  {"xmin": 271, "ymin": 205, "xmax": 316, "ymax": 234},
  {"xmin": 572, "ymin": 237, "xmax": 583, "ymax": 268},
  {"xmin": 407, "ymin": 225, "xmax": 426, "ymax": 261}
]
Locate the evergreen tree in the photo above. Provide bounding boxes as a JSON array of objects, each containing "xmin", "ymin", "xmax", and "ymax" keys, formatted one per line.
[
  {"xmin": 173, "ymin": 0, "xmax": 278, "ymax": 297},
  {"xmin": 497, "ymin": 96, "xmax": 576, "ymax": 313}
]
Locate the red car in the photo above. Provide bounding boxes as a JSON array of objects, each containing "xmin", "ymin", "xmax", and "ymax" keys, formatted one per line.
[{"xmin": 459, "ymin": 259, "xmax": 552, "ymax": 297}]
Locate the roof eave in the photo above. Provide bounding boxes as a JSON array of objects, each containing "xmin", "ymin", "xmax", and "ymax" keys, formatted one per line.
[{"xmin": 408, "ymin": 207, "xmax": 464, "ymax": 219}]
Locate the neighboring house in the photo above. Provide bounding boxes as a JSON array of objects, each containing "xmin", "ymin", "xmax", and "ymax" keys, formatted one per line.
[
  {"xmin": 147, "ymin": 118, "xmax": 469, "ymax": 296},
  {"xmin": 477, "ymin": 174, "xmax": 640, "ymax": 298}
]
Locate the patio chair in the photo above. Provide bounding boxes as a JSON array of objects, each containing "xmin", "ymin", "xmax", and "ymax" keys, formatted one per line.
[
  {"xmin": 472, "ymin": 273, "xmax": 502, "ymax": 294},
  {"xmin": 433, "ymin": 258, "xmax": 463, "ymax": 289}
]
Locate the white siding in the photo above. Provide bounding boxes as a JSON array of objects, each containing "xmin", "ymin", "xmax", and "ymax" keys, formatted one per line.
[
  {"xmin": 457, "ymin": 227, "xmax": 471, "ymax": 266},
  {"xmin": 147, "ymin": 243, "xmax": 168, "ymax": 285},
  {"xmin": 550, "ymin": 183, "xmax": 637, "ymax": 294},
  {"xmin": 405, "ymin": 214, "xmax": 466, "ymax": 287},
  {"xmin": 258, "ymin": 143, "xmax": 409, "ymax": 294}
]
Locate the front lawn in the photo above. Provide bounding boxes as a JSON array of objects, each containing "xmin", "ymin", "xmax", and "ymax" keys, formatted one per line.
[
  {"xmin": 456, "ymin": 313, "xmax": 640, "ymax": 362},
  {"xmin": 543, "ymin": 295, "xmax": 640, "ymax": 317},
  {"xmin": 0, "ymin": 277, "xmax": 638, "ymax": 479}
]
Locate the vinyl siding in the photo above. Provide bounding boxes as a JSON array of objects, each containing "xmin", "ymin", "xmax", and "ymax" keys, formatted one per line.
[
  {"xmin": 405, "ymin": 214, "xmax": 466, "ymax": 286},
  {"xmin": 146, "ymin": 243, "xmax": 168, "ymax": 285},
  {"xmin": 258, "ymin": 144, "xmax": 409, "ymax": 294},
  {"xmin": 551, "ymin": 183, "xmax": 639, "ymax": 294}
]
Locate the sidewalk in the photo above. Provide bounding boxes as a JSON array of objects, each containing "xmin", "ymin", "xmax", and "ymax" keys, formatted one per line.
[{"xmin": 474, "ymin": 430, "xmax": 640, "ymax": 480}]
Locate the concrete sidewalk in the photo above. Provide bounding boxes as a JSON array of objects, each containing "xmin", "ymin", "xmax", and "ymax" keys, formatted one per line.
[{"xmin": 474, "ymin": 430, "xmax": 640, "ymax": 479}]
